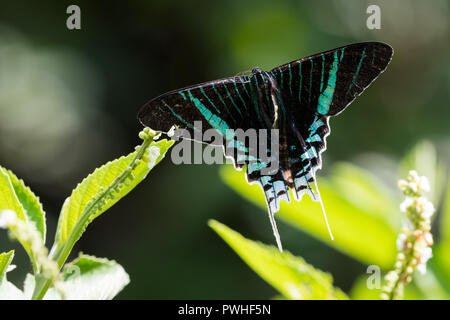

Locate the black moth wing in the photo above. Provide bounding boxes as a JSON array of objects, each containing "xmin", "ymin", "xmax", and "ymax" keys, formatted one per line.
[
  {"xmin": 270, "ymin": 42, "xmax": 393, "ymax": 117},
  {"xmin": 137, "ymin": 76, "xmax": 255, "ymax": 139},
  {"xmin": 271, "ymin": 42, "xmax": 393, "ymax": 182},
  {"xmin": 257, "ymin": 42, "xmax": 393, "ymax": 211}
]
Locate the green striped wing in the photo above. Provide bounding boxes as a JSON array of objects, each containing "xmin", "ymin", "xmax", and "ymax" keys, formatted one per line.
[{"xmin": 137, "ymin": 76, "xmax": 258, "ymax": 138}]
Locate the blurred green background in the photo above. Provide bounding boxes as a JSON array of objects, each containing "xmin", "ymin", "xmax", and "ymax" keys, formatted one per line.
[{"xmin": 0, "ymin": 0, "xmax": 449, "ymax": 299}]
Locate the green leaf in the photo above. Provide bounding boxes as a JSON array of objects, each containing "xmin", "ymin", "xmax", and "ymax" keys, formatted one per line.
[
  {"xmin": 0, "ymin": 167, "xmax": 26, "ymax": 222},
  {"xmin": 53, "ymin": 138, "xmax": 174, "ymax": 247},
  {"xmin": 3, "ymin": 168, "xmax": 46, "ymax": 243},
  {"xmin": 413, "ymin": 270, "xmax": 450, "ymax": 300},
  {"xmin": 0, "ymin": 250, "xmax": 24, "ymax": 300},
  {"xmin": 209, "ymin": 219, "xmax": 347, "ymax": 300},
  {"xmin": 430, "ymin": 181, "xmax": 450, "ymax": 292},
  {"xmin": 60, "ymin": 254, "xmax": 130, "ymax": 299},
  {"xmin": 350, "ymin": 275, "xmax": 421, "ymax": 300},
  {"xmin": 220, "ymin": 164, "xmax": 398, "ymax": 268},
  {"xmin": 25, "ymin": 254, "xmax": 130, "ymax": 300},
  {"xmin": 0, "ymin": 250, "xmax": 14, "ymax": 283},
  {"xmin": 432, "ymin": 243, "xmax": 450, "ymax": 293},
  {"xmin": 330, "ymin": 163, "xmax": 400, "ymax": 228},
  {"xmin": 441, "ymin": 182, "xmax": 450, "ymax": 247},
  {"xmin": 0, "ymin": 167, "xmax": 39, "ymax": 270}
]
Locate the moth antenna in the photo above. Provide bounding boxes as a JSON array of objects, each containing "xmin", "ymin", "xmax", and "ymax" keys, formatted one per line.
[
  {"xmin": 177, "ymin": 136, "xmax": 212, "ymax": 146},
  {"xmin": 313, "ymin": 176, "xmax": 334, "ymax": 240}
]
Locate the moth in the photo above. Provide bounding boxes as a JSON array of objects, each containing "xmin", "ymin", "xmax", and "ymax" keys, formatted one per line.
[{"xmin": 138, "ymin": 42, "xmax": 393, "ymax": 251}]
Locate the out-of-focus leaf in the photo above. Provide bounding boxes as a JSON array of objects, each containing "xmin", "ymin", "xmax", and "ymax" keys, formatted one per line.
[
  {"xmin": 350, "ymin": 275, "xmax": 421, "ymax": 300},
  {"xmin": 430, "ymin": 243, "xmax": 450, "ymax": 293},
  {"xmin": 441, "ymin": 182, "xmax": 450, "ymax": 247},
  {"xmin": 0, "ymin": 167, "xmax": 39, "ymax": 270},
  {"xmin": 0, "ymin": 250, "xmax": 14, "ymax": 283},
  {"xmin": 413, "ymin": 270, "xmax": 450, "ymax": 300},
  {"xmin": 399, "ymin": 140, "xmax": 446, "ymax": 206},
  {"xmin": 432, "ymin": 183, "xmax": 450, "ymax": 293},
  {"xmin": 209, "ymin": 219, "xmax": 347, "ymax": 300},
  {"xmin": 3, "ymin": 167, "xmax": 46, "ymax": 242},
  {"xmin": 220, "ymin": 165, "xmax": 397, "ymax": 268},
  {"xmin": 331, "ymin": 163, "xmax": 401, "ymax": 228},
  {"xmin": 53, "ymin": 139, "xmax": 174, "ymax": 247},
  {"xmin": 271, "ymin": 294, "xmax": 288, "ymax": 300}
]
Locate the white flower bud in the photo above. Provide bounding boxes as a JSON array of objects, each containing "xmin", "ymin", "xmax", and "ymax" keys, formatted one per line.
[
  {"xmin": 418, "ymin": 176, "xmax": 430, "ymax": 192},
  {"xmin": 147, "ymin": 145, "xmax": 161, "ymax": 169},
  {"xmin": 0, "ymin": 210, "xmax": 17, "ymax": 228},
  {"xmin": 396, "ymin": 234, "xmax": 407, "ymax": 251},
  {"xmin": 400, "ymin": 197, "xmax": 413, "ymax": 213},
  {"xmin": 167, "ymin": 126, "xmax": 176, "ymax": 138},
  {"xmin": 421, "ymin": 200, "xmax": 435, "ymax": 219},
  {"xmin": 417, "ymin": 263, "xmax": 426, "ymax": 274},
  {"xmin": 421, "ymin": 247, "xmax": 432, "ymax": 263},
  {"xmin": 409, "ymin": 170, "xmax": 419, "ymax": 181},
  {"xmin": 385, "ymin": 271, "xmax": 399, "ymax": 282}
]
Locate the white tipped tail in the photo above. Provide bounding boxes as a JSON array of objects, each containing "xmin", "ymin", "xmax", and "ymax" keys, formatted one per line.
[
  {"xmin": 313, "ymin": 177, "xmax": 334, "ymax": 240},
  {"xmin": 267, "ymin": 207, "xmax": 283, "ymax": 252}
]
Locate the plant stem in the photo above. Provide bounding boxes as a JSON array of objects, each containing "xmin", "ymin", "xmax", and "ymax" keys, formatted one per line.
[
  {"xmin": 31, "ymin": 132, "xmax": 154, "ymax": 300},
  {"xmin": 381, "ymin": 171, "xmax": 434, "ymax": 300}
]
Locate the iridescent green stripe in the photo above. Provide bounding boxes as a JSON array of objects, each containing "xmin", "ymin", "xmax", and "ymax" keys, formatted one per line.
[
  {"xmin": 212, "ymin": 84, "xmax": 237, "ymax": 123},
  {"xmin": 346, "ymin": 47, "xmax": 366, "ymax": 95},
  {"xmin": 187, "ymin": 91, "xmax": 229, "ymax": 136},
  {"xmin": 233, "ymin": 82, "xmax": 248, "ymax": 110},
  {"xmin": 239, "ymin": 78, "xmax": 250, "ymax": 97},
  {"xmin": 178, "ymin": 91, "xmax": 187, "ymax": 100},
  {"xmin": 308, "ymin": 60, "xmax": 314, "ymax": 104},
  {"xmin": 288, "ymin": 63, "xmax": 293, "ymax": 96},
  {"xmin": 319, "ymin": 54, "xmax": 325, "ymax": 92},
  {"xmin": 298, "ymin": 62, "xmax": 302, "ymax": 104},
  {"xmin": 248, "ymin": 80, "xmax": 263, "ymax": 125},
  {"xmin": 278, "ymin": 67, "xmax": 283, "ymax": 89},
  {"xmin": 317, "ymin": 50, "xmax": 339, "ymax": 115},
  {"xmin": 200, "ymin": 87, "xmax": 221, "ymax": 114},
  {"xmin": 224, "ymin": 82, "xmax": 243, "ymax": 118},
  {"xmin": 161, "ymin": 99, "xmax": 196, "ymax": 131}
]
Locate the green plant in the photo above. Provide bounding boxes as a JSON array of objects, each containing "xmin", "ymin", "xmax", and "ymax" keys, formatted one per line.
[
  {"xmin": 0, "ymin": 128, "xmax": 174, "ymax": 300},
  {"xmin": 209, "ymin": 219, "xmax": 348, "ymax": 299},
  {"xmin": 216, "ymin": 141, "xmax": 450, "ymax": 300},
  {"xmin": 381, "ymin": 171, "xmax": 435, "ymax": 299}
]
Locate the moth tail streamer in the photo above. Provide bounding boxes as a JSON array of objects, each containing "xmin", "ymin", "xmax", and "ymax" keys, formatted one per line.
[
  {"xmin": 313, "ymin": 176, "xmax": 334, "ymax": 241},
  {"xmin": 267, "ymin": 206, "xmax": 284, "ymax": 252}
]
